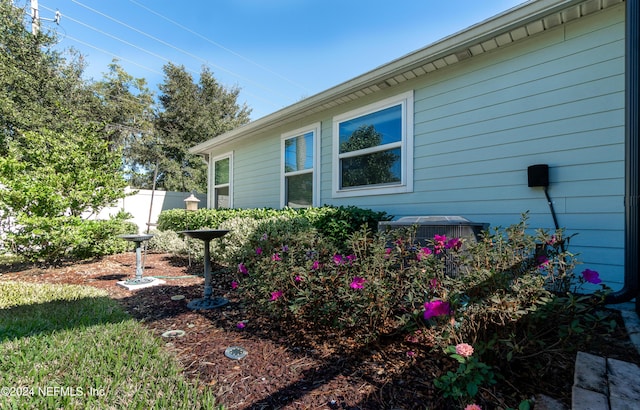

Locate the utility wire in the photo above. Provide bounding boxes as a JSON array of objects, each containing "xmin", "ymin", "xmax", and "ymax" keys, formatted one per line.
[
  {"xmin": 127, "ymin": 0, "xmax": 311, "ymax": 94},
  {"xmin": 66, "ymin": 0, "xmax": 294, "ymax": 102},
  {"xmin": 40, "ymin": 4, "xmax": 286, "ymax": 111},
  {"xmin": 63, "ymin": 33, "xmax": 163, "ymax": 76}
]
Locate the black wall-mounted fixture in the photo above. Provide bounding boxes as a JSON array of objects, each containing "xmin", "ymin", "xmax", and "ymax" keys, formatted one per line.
[
  {"xmin": 527, "ymin": 164, "xmax": 549, "ymax": 187},
  {"xmin": 528, "ymin": 164, "xmax": 559, "ymax": 231}
]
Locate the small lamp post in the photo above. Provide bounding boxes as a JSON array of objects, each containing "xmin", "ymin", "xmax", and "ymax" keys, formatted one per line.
[
  {"xmin": 184, "ymin": 193, "xmax": 200, "ymax": 266},
  {"xmin": 184, "ymin": 193, "xmax": 200, "ymax": 211}
]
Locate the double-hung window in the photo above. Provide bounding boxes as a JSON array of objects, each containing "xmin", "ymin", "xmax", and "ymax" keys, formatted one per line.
[
  {"xmin": 211, "ymin": 153, "xmax": 232, "ymax": 209},
  {"xmin": 281, "ymin": 124, "xmax": 319, "ymax": 208},
  {"xmin": 333, "ymin": 91, "xmax": 413, "ymax": 197}
]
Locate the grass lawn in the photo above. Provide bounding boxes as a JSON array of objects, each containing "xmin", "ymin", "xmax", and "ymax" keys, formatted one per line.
[{"xmin": 0, "ymin": 281, "xmax": 222, "ymax": 409}]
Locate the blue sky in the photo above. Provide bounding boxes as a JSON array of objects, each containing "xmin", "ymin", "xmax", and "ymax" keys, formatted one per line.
[{"xmin": 27, "ymin": 0, "xmax": 525, "ymax": 120}]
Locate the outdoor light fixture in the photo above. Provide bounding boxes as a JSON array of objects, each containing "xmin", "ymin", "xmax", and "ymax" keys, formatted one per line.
[{"xmin": 184, "ymin": 193, "xmax": 200, "ymax": 211}]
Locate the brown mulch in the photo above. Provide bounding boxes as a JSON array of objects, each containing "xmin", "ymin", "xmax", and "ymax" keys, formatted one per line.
[{"xmin": 2, "ymin": 252, "xmax": 639, "ymax": 409}]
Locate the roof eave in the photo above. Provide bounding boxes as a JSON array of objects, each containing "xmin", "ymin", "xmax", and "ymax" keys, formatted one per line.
[{"xmin": 190, "ymin": 0, "xmax": 609, "ymax": 155}]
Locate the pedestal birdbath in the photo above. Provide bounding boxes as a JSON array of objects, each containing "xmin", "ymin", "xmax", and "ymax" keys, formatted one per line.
[
  {"xmin": 118, "ymin": 234, "xmax": 155, "ymax": 286},
  {"xmin": 180, "ymin": 229, "xmax": 230, "ymax": 310}
]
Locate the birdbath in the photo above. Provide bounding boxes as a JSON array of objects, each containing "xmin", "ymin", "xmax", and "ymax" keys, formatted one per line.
[
  {"xmin": 118, "ymin": 234, "xmax": 155, "ymax": 285},
  {"xmin": 180, "ymin": 229, "xmax": 230, "ymax": 310}
]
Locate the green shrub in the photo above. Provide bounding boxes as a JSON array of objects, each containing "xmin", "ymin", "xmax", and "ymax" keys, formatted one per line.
[
  {"xmin": 232, "ymin": 212, "xmax": 612, "ymax": 405},
  {"xmin": 156, "ymin": 205, "xmax": 391, "ymax": 254},
  {"xmin": 147, "ymin": 230, "xmax": 189, "ymax": 255},
  {"xmin": 7, "ymin": 213, "xmax": 137, "ymax": 263}
]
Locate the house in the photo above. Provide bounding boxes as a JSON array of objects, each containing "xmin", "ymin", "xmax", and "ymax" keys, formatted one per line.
[{"xmin": 191, "ymin": 0, "xmax": 639, "ymax": 300}]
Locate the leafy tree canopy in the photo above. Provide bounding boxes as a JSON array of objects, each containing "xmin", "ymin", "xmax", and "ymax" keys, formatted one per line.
[{"xmin": 153, "ymin": 63, "xmax": 251, "ymax": 192}]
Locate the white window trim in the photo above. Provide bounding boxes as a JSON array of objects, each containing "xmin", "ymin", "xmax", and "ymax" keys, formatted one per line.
[
  {"xmin": 210, "ymin": 151, "xmax": 233, "ymax": 209},
  {"xmin": 332, "ymin": 91, "xmax": 414, "ymax": 198},
  {"xmin": 280, "ymin": 123, "xmax": 320, "ymax": 208}
]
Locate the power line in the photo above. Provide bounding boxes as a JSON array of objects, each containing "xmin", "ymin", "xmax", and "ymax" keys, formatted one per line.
[
  {"xmin": 127, "ymin": 0, "xmax": 311, "ymax": 94},
  {"xmin": 66, "ymin": 0, "xmax": 295, "ymax": 102},
  {"xmin": 39, "ymin": 4, "xmax": 289, "ymax": 111}
]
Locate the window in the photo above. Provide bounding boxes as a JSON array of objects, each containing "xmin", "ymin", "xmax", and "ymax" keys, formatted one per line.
[
  {"xmin": 281, "ymin": 124, "xmax": 319, "ymax": 208},
  {"xmin": 211, "ymin": 153, "xmax": 232, "ymax": 208},
  {"xmin": 333, "ymin": 91, "xmax": 413, "ymax": 197}
]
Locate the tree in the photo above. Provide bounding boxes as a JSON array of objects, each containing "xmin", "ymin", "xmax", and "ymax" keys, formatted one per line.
[
  {"xmin": 0, "ymin": 121, "xmax": 128, "ymax": 218},
  {"xmin": 153, "ymin": 63, "xmax": 251, "ymax": 192},
  {"xmin": 91, "ymin": 60, "xmax": 157, "ymax": 187},
  {"xmin": 0, "ymin": 0, "xmax": 98, "ymax": 155}
]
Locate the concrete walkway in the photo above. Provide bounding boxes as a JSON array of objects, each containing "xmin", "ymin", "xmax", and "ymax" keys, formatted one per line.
[{"xmin": 571, "ymin": 302, "xmax": 640, "ymax": 410}]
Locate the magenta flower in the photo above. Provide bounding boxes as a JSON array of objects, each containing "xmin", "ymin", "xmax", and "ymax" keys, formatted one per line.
[
  {"xmin": 294, "ymin": 275, "xmax": 303, "ymax": 282},
  {"xmin": 434, "ymin": 234, "xmax": 447, "ymax": 254},
  {"xmin": 429, "ymin": 278, "xmax": 439, "ymax": 289},
  {"xmin": 231, "ymin": 281, "xmax": 238, "ymax": 290},
  {"xmin": 445, "ymin": 237, "xmax": 462, "ymax": 250},
  {"xmin": 238, "ymin": 263, "xmax": 248, "ymax": 275},
  {"xmin": 406, "ymin": 350, "xmax": 416, "ymax": 358},
  {"xmin": 236, "ymin": 322, "xmax": 246, "ymax": 329},
  {"xmin": 423, "ymin": 300, "xmax": 451, "ymax": 320},
  {"xmin": 312, "ymin": 260, "xmax": 320, "ymax": 270},
  {"xmin": 270, "ymin": 290, "xmax": 283, "ymax": 301},
  {"xmin": 256, "ymin": 247, "xmax": 263, "ymax": 255},
  {"xmin": 582, "ymin": 269, "xmax": 602, "ymax": 284},
  {"xmin": 333, "ymin": 254, "xmax": 344, "ymax": 265},
  {"xmin": 384, "ymin": 248, "xmax": 392, "ymax": 259},
  {"xmin": 350, "ymin": 277, "xmax": 366, "ymax": 289},
  {"xmin": 536, "ymin": 255, "xmax": 550, "ymax": 269},
  {"xmin": 416, "ymin": 247, "xmax": 432, "ymax": 261},
  {"xmin": 346, "ymin": 254, "xmax": 356, "ymax": 263},
  {"xmin": 272, "ymin": 253, "xmax": 281, "ymax": 261}
]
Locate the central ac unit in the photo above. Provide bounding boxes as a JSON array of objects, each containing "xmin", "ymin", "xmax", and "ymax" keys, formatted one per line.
[{"xmin": 378, "ymin": 216, "xmax": 489, "ymax": 277}]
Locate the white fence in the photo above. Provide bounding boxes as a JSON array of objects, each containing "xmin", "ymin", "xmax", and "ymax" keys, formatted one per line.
[{"xmin": 86, "ymin": 188, "xmax": 207, "ymax": 233}]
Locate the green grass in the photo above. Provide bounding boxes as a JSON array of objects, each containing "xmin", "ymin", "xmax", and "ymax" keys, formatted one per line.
[{"xmin": 0, "ymin": 281, "xmax": 222, "ymax": 409}]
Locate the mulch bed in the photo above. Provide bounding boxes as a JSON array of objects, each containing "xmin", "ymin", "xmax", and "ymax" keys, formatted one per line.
[{"xmin": 2, "ymin": 252, "xmax": 639, "ymax": 409}]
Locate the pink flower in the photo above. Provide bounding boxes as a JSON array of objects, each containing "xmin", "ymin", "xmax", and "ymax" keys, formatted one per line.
[
  {"xmin": 536, "ymin": 255, "xmax": 549, "ymax": 269},
  {"xmin": 582, "ymin": 269, "xmax": 602, "ymax": 284},
  {"xmin": 294, "ymin": 275, "xmax": 303, "ymax": 282},
  {"xmin": 416, "ymin": 247, "xmax": 432, "ymax": 261},
  {"xmin": 350, "ymin": 277, "xmax": 366, "ymax": 289},
  {"xmin": 464, "ymin": 405, "xmax": 482, "ymax": 410},
  {"xmin": 433, "ymin": 234, "xmax": 447, "ymax": 254},
  {"xmin": 312, "ymin": 260, "xmax": 320, "ymax": 270},
  {"xmin": 333, "ymin": 254, "xmax": 344, "ymax": 265},
  {"xmin": 423, "ymin": 300, "xmax": 451, "ymax": 320},
  {"xmin": 272, "ymin": 253, "xmax": 281, "ymax": 261},
  {"xmin": 406, "ymin": 350, "xmax": 416, "ymax": 358},
  {"xmin": 384, "ymin": 248, "xmax": 392, "ymax": 259},
  {"xmin": 270, "ymin": 290, "xmax": 283, "ymax": 301},
  {"xmin": 238, "ymin": 263, "xmax": 248, "ymax": 275},
  {"xmin": 405, "ymin": 334, "xmax": 419, "ymax": 343},
  {"xmin": 236, "ymin": 322, "xmax": 246, "ymax": 329},
  {"xmin": 231, "ymin": 281, "xmax": 238, "ymax": 289},
  {"xmin": 256, "ymin": 247, "xmax": 263, "ymax": 255},
  {"xmin": 445, "ymin": 237, "xmax": 462, "ymax": 250},
  {"xmin": 455, "ymin": 343, "xmax": 474, "ymax": 358}
]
